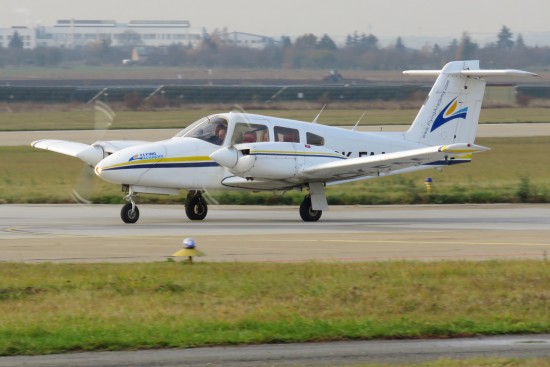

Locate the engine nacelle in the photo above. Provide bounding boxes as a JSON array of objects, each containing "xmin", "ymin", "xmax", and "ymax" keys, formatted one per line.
[{"xmin": 210, "ymin": 142, "xmax": 345, "ymax": 180}]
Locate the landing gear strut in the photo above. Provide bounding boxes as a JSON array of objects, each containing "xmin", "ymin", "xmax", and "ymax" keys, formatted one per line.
[
  {"xmin": 121, "ymin": 190, "xmax": 139, "ymax": 224},
  {"xmin": 299, "ymin": 195, "xmax": 322, "ymax": 222},
  {"xmin": 185, "ymin": 190, "xmax": 208, "ymax": 221}
]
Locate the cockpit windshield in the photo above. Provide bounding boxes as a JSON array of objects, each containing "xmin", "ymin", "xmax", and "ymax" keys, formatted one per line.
[{"xmin": 173, "ymin": 116, "xmax": 229, "ymax": 146}]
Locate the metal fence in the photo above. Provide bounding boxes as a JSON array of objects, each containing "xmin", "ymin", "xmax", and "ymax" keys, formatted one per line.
[{"xmin": 0, "ymin": 84, "xmax": 431, "ymax": 104}]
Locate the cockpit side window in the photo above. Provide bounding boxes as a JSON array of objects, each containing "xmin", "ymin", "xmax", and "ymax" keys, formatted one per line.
[
  {"xmin": 231, "ymin": 123, "xmax": 270, "ymax": 145},
  {"xmin": 173, "ymin": 117, "xmax": 208, "ymax": 138},
  {"xmin": 306, "ymin": 132, "xmax": 325, "ymax": 146},
  {"xmin": 274, "ymin": 126, "xmax": 300, "ymax": 143},
  {"xmin": 178, "ymin": 116, "xmax": 228, "ymax": 146}
]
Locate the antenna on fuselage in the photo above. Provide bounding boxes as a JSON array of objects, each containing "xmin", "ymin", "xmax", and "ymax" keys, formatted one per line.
[
  {"xmin": 352, "ymin": 111, "xmax": 367, "ymax": 131},
  {"xmin": 312, "ymin": 104, "xmax": 326, "ymax": 124}
]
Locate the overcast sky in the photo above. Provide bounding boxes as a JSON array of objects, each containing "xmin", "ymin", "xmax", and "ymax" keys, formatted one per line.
[{"xmin": 3, "ymin": 0, "xmax": 550, "ymax": 46}]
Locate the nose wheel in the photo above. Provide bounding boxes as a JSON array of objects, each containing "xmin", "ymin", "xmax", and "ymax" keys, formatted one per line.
[
  {"xmin": 121, "ymin": 203, "xmax": 140, "ymax": 223},
  {"xmin": 121, "ymin": 190, "xmax": 139, "ymax": 224}
]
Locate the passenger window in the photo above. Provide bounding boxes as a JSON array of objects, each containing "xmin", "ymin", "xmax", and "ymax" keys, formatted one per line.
[
  {"xmin": 274, "ymin": 126, "xmax": 300, "ymax": 143},
  {"xmin": 231, "ymin": 123, "xmax": 270, "ymax": 145},
  {"xmin": 306, "ymin": 132, "xmax": 325, "ymax": 146}
]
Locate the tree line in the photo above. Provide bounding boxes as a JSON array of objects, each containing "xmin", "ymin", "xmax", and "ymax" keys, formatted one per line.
[{"xmin": 1, "ymin": 26, "xmax": 549, "ymax": 70}]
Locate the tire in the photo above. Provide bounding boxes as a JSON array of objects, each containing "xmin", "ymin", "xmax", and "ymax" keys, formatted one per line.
[
  {"xmin": 121, "ymin": 203, "xmax": 139, "ymax": 224},
  {"xmin": 185, "ymin": 195, "xmax": 208, "ymax": 221},
  {"xmin": 299, "ymin": 196, "xmax": 322, "ymax": 222}
]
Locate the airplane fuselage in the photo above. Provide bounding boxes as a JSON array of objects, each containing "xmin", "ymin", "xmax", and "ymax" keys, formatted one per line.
[{"xmin": 95, "ymin": 112, "xmax": 424, "ymax": 192}]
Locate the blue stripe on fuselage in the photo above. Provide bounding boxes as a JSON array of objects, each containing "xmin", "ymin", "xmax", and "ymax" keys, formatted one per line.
[{"xmin": 103, "ymin": 162, "xmax": 220, "ymax": 171}]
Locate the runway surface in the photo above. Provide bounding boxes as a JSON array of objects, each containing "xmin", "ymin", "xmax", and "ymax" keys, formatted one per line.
[
  {"xmin": 3, "ymin": 123, "xmax": 550, "ymax": 146},
  {"xmin": 1, "ymin": 334, "xmax": 549, "ymax": 367},
  {"xmin": 2, "ymin": 204, "xmax": 550, "ymax": 263}
]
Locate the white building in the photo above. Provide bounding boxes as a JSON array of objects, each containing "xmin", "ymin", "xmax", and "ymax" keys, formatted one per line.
[
  {"xmin": 0, "ymin": 21, "xmax": 277, "ymax": 50},
  {"xmin": 34, "ymin": 20, "xmax": 205, "ymax": 48},
  {"xmin": 218, "ymin": 31, "xmax": 278, "ymax": 49},
  {"xmin": 0, "ymin": 27, "xmax": 36, "ymax": 49}
]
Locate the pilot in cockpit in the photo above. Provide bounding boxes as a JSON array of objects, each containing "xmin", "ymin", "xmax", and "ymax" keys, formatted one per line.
[{"xmin": 209, "ymin": 124, "xmax": 227, "ymax": 145}]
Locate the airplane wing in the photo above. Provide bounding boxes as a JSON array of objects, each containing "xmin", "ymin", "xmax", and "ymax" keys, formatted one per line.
[
  {"xmin": 299, "ymin": 143, "xmax": 489, "ymax": 182},
  {"xmin": 31, "ymin": 139, "xmax": 147, "ymax": 166}
]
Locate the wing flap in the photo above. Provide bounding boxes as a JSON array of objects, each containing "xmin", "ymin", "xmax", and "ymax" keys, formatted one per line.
[{"xmin": 300, "ymin": 143, "xmax": 489, "ymax": 181}]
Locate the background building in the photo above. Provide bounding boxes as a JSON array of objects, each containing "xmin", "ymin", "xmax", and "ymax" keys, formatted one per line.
[
  {"xmin": 218, "ymin": 31, "xmax": 278, "ymax": 49},
  {"xmin": 34, "ymin": 19, "xmax": 204, "ymax": 48},
  {"xmin": 0, "ymin": 26, "xmax": 36, "ymax": 49},
  {"xmin": 0, "ymin": 20, "xmax": 277, "ymax": 50}
]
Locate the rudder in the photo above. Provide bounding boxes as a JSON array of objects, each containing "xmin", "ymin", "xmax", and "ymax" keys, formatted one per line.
[{"xmin": 404, "ymin": 60, "xmax": 485, "ymax": 146}]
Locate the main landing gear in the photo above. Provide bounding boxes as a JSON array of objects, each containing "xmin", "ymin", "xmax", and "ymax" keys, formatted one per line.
[
  {"xmin": 185, "ymin": 190, "xmax": 208, "ymax": 221},
  {"xmin": 299, "ymin": 195, "xmax": 322, "ymax": 222}
]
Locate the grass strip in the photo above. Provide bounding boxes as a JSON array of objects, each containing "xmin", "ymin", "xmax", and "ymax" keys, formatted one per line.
[
  {"xmin": 0, "ymin": 260, "xmax": 549, "ymax": 355},
  {"xmin": 1, "ymin": 107, "xmax": 550, "ymax": 131},
  {"xmin": 1, "ymin": 137, "xmax": 550, "ymax": 204}
]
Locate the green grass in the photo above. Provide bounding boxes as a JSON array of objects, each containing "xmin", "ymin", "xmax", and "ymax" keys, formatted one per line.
[
  {"xmin": 324, "ymin": 136, "xmax": 550, "ymax": 205},
  {"xmin": 1, "ymin": 107, "xmax": 550, "ymax": 131},
  {"xmin": 0, "ymin": 260, "xmax": 549, "ymax": 355},
  {"xmin": 2, "ymin": 137, "xmax": 550, "ymax": 204}
]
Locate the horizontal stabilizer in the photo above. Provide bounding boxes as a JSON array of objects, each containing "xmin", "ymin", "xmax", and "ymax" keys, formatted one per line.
[{"xmin": 403, "ymin": 69, "xmax": 538, "ymax": 77}]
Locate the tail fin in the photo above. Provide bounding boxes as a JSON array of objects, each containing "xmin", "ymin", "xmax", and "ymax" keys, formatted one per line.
[{"xmin": 404, "ymin": 60, "xmax": 537, "ymax": 146}]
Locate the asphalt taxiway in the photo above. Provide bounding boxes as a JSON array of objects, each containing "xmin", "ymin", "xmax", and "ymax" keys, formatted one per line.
[
  {"xmin": 1, "ymin": 334, "xmax": 549, "ymax": 366},
  {"xmin": 2, "ymin": 204, "xmax": 550, "ymax": 263}
]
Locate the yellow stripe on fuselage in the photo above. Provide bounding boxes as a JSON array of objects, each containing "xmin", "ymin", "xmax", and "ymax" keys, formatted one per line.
[{"xmin": 102, "ymin": 155, "xmax": 211, "ymax": 170}]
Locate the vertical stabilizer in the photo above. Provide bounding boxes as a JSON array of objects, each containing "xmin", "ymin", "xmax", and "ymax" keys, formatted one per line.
[{"xmin": 404, "ymin": 60, "xmax": 485, "ymax": 146}]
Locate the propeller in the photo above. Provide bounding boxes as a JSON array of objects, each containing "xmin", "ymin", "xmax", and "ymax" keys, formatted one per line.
[{"xmin": 71, "ymin": 101, "xmax": 114, "ymax": 204}]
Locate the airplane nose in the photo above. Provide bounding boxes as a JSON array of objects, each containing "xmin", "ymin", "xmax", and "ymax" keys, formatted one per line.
[
  {"xmin": 94, "ymin": 153, "xmax": 140, "ymax": 184},
  {"xmin": 94, "ymin": 143, "xmax": 166, "ymax": 184}
]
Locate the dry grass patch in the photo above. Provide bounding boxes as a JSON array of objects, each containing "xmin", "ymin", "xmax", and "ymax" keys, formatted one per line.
[{"xmin": 2, "ymin": 105, "xmax": 550, "ymax": 131}]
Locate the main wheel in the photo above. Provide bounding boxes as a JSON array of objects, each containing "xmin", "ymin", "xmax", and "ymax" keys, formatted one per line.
[
  {"xmin": 185, "ymin": 195, "xmax": 208, "ymax": 221},
  {"xmin": 299, "ymin": 196, "xmax": 322, "ymax": 222},
  {"xmin": 121, "ymin": 203, "xmax": 140, "ymax": 224}
]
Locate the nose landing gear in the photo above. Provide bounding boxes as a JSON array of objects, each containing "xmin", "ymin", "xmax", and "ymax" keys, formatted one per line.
[{"xmin": 121, "ymin": 189, "xmax": 139, "ymax": 224}]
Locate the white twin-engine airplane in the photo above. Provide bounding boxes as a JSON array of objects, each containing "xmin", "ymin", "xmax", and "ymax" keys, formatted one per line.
[{"xmin": 32, "ymin": 61, "xmax": 536, "ymax": 222}]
